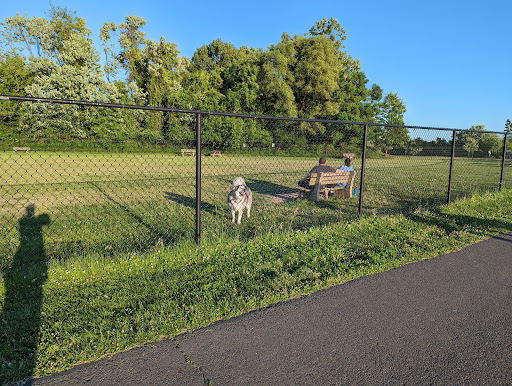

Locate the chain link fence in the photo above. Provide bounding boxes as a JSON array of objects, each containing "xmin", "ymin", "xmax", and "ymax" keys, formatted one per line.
[{"xmin": 1, "ymin": 95, "xmax": 510, "ymax": 264}]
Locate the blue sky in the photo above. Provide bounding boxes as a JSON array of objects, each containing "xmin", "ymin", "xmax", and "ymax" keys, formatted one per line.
[{"xmin": 2, "ymin": 0, "xmax": 511, "ymax": 134}]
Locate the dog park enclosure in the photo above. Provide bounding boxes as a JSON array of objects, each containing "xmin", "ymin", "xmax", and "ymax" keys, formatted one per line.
[{"xmin": 0, "ymin": 95, "xmax": 510, "ymax": 257}]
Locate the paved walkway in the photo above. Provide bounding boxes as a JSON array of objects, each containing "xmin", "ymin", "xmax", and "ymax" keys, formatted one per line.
[{"xmin": 31, "ymin": 234, "xmax": 512, "ymax": 385}]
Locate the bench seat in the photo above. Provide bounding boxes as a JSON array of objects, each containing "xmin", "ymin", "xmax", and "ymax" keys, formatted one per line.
[{"xmin": 13, "ymin": 147, "xmax": 31, "ymax": 153}]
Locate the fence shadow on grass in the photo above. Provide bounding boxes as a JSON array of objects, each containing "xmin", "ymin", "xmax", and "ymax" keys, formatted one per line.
[
  {"xmin": 493, "ymin": 234, "xmax": 512, "ymax": 243},
  {"xmin": 408, "ymin": 211, "xmax": 512, "ymax": 237},
  {"xmin": 246, "ymin": 178, "xmax": 298, "ymax": 196},
  {"xmin": 164, "ymin": 191, "xmax": 220, "ymax": 215},
  {"xmin": 91, "ymin": 183, "xmax": 189, "ymax": 248},
  {"xmin": 0, "ymin": 205, "xmax": 49, "ymax": 384}
]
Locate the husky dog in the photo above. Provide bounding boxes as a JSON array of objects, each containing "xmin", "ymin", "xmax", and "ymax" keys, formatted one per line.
[{"xmin": 227, "ymin": 177, "xmax": 253, "ymax": 224}]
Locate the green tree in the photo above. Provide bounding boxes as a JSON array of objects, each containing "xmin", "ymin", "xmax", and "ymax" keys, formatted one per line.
[
  {"xmin": 407, "ymin": 137, "xmax": 426, "ymax": 156},
  {"xmin": 466, "ymin": 125, "xmax": 487, "ymax": 140},
  {"xmin": 190, "ymin": 39, "xmax": 242, "ymax": 73},
  {"xmin": 101, "ymin": 16, "xmax": 192, "ymax": 142},
  {"xmin": 480, "ymin": 132, "xmax": 502, "ymax": 158},
  {"xmin": 2, "ymin": 5, "xmax": 122, "ymax": 141},
  {"xmin": 24, "ymin": 32, "xmax": 120, "ymax": 140},
  {"xmin": 306, "ymin": 17, "xmax": 347, "ymax": 49},
  {"xmin": 0, "ymin": 54, "xmax": 32, "ymax": 95},
  {"xmin": 331, "ymin": 55, "xmax": 381, "ymax": 146},
  {"xmin": 0, "ymin": 54, "xmax": 32, "ymax": 143},
  {"xmin": 506, "ymin": 120, "xmax": 512, "ymax": 157},
  {"xmin": 258, "ymin": 36, "xmax": 297, "ymax": 118},
  {"xmin": 463, "ymin": 136, "xmax": 479, "ymax": 158},
  {"xmin": 293, "ymin": 35, "xmax": 339, "ymax": 120},
  {"xmin": 377, "ymin": 92, "xmax": 408, "ymax": 157},
  {"xmin": 456, "ymin": 124, "xmax": 486, "ymax": 145},
  {"xmin": 221, "ymin": 53, "xmax": 261, "ymax": 114},
  {"xmin": 188, "ymin": 40, "xmax": 262, "ymax": 114},
  {"xmin": 259, "ymin": 32, "xmax": 340, "ymax": 144},
  {"xmin": 100, "ymin": 15, "xmax": 147, "ymax": 103},
  {"xmin": 1, "ymin": 6, "xmax": 90, "ymax": 61}
]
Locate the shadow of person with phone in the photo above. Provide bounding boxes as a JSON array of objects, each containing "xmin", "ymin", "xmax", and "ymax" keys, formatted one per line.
[{"xmin": 0, "ymin": 204, "xmax": 50, "ymax": 384}]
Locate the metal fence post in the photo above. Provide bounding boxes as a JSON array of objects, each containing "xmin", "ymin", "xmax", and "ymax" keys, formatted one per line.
[
  {"xmin": 447, "ymin": 130, "xmax": 457, "ymax": 205},
  {"xmin": 358, "ymin": 124, "xmax": 368, "ymax": 218},
  {"xmin": 499, "ymin": 132, "xmax": 508, "ymax": 191},
  {"xmin": 196, "ymin": 112, "xmax": 202, "ymax": 246}
]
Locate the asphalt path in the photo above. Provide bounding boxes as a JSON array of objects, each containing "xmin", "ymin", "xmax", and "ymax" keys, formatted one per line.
[{"xmin": 30, "ymin": 233, "xmax": 511, "ymax": 385}]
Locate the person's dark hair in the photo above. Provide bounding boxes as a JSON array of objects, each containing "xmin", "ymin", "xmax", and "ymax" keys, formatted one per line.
[
  {"xmin": 345, "ymin": 158, "xmax": 351, "ymax": 166},
  {"xmin": 319, "ymin": 157, "xmax": 327, "ymax": 164}
]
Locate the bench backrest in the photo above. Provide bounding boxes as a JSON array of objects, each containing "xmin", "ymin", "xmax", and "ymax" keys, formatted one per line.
[{"xmin": 308, "ymin": 171, "xmax": 355, "ymax": 187}]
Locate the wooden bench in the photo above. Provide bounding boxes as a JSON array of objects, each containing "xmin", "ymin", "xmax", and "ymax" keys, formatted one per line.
[
  {"xmin": 298, "ymin": 171, "xmax": 356, "ymax": 201},
  {"xmin": 181, "ymin": 148, "xmax": 196, "ymax": 156},
  {"xmin": 13, "ymin": 147, "xmax": 31, "ymax": 153},
  {"xmin": 210, "ymin": 151, "xmax": 223, "ymax": 157},
  {"xmin": 343, "ymin": 153, "xmax": 356, "ymax": 159}
]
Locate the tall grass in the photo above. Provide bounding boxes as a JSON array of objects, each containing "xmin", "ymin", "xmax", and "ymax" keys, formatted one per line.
[{"xmin": 0, "ymin": 189, "xmax": 510, "ymax": 384}]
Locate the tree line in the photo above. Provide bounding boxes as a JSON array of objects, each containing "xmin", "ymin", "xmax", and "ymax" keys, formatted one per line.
[
  {"xmin": 398, "ymin": 124, "xmax": 509, "ymax": 159},
  {"xmin": 0, "ymin": 5, "xmax": 509, "ymax": 155}
]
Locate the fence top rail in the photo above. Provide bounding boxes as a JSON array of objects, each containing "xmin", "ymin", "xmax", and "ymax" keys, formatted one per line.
[{"xmin": 1, "ymin": 94, "xmax": 508, "ymax": 135}]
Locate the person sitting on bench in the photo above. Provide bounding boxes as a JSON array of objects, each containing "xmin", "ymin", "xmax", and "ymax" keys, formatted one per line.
[
  {"xmin": 335, "ymin": 158, "xmax": 355, "ymax": 188},
  {"xmin": 297, "ymin": 157, "xmax": 337, "ymax": 198}
]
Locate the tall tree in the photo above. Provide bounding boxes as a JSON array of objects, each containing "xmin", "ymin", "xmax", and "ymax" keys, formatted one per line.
[
  {"xmin": 377, "ymin": 92, "xmax": 408, "ymax": 157},
  {"xmin": 463, "ymin": 136, "xmax": 479, "ymax": 158},
  {"xmin": 190, "ymin": 39, "xmax": 242, "ymax": 72},
  {"xmin": 293, "ymin": 35, "xmax": 340, "ymax": 120},
  {"xmin": 306, "ymin": 17, "xmax": 347, "ymax": 49},
  {"xmin": 258, "ymin": 34, "xmax": 298, "ymax": 118},
  {"xmin": 0, "ymin": 54, "xmax": 31, "ymax": 95},
  {"xmin": 100, "ymin": 15, "xmax": 147, "ymax": 103},
  {"xmin": 1, "ymin": 6, "xmax": 90, "ymax": 61},
  {"xmin": 4, "ymin": 5, "xmax": 122, "ymax": 141},
  {"xmin": 505, "ymin": 119, "xmax": 511, "ymax": 132},
  {"xmin": 480, "ymin": 132, "xmax": 502, "ymax": 157},
  {"xmin": 331, "ymin": 54, "xmax": 380, "ymax": 145},
  {"xmin": 506, "ymin": 120, "xmax": 512, "ymax": 155},
  {"xmin": 0, "ymin": 54, "xmax": 32, "ymax": 141}
]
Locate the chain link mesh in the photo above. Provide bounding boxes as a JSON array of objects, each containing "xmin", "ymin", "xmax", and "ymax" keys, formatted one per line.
[{"xmin": 1, "ymin": 98, "xmax": 510, "ymax": 264}]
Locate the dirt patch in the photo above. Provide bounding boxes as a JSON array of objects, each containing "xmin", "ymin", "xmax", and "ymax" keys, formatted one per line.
[{"xmin": 263, "ymin": 192, "xmax": 298, "ymax": 204}]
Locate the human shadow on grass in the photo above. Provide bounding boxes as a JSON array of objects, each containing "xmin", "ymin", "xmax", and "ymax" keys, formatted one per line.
[{"xmin": 0, "ymin": 205, "xmax": 49, "ymax": 385}]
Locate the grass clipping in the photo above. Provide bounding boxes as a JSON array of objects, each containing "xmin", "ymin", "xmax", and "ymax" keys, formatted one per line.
[{"xmin": 1, "ymin": 190, "xmax": 511, "ymax": 382}]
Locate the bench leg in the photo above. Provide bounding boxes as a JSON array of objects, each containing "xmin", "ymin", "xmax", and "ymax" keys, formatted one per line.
[{"xmin": 311, "ymin": 184, "xmax": 321, "ymax": 201}]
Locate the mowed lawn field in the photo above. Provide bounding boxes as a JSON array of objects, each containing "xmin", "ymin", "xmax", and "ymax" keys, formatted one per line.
[{"xmin": 1, "ymin": 151, "xmax": 510, "ymax": 263}]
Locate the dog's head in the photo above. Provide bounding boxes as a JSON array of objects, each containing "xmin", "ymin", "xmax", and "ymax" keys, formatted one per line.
[
  {"xmin": 233, "ymin": 177, "xmax": 246, "ymax": 188},
  {"xmin": 232, "ymin": 177, "xmax": 247, "ymax": 197}
]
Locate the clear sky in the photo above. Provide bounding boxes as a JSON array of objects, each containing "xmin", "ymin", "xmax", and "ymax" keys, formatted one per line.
[{"xmin": 2, "ymin": 0, "xmax": 511, "ymax": 133}]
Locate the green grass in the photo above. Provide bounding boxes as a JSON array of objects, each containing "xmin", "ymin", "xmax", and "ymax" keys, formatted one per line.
[
  {"xmin": 0, "ymin": 189, "xmax": 511, "ymax": 384},
  {"xmin": 1, "ymin": 152, "xmax": 510, "ymax": 263}
]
